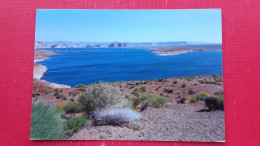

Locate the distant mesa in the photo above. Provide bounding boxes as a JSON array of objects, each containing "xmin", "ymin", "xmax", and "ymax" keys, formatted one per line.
[
  {"xmin": 50, "ymin": 43, "xmax": 71, "ymax": 48},
  {"xmin": 108, "ymin": 41, "xmax": 126, "ymax": 48}
]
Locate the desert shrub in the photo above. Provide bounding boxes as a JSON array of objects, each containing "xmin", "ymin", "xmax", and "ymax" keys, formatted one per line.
[
  {"xmin": 149, "ymin": 90, "xmax": 156, "ymax": 94},
  {"xmin": 78, "ymin": 82, "xmax": 129, "ymax": 115},
  {"xmin": 131, "ymin": 88, "xmax": 140, "ymax": 96},
  {"xmin": 63, "ymin": 102, "xmax": 84, "ymax": 114},
  {"xmin": 54, "ymin": 103, "xmax": 66, "ymax": 112},
  {"xmin": 64, "ymin": 117, "xmax": 87, "ymax": 136},
  {"xmin": 69, "ymin": 98, "xmax": 75, "ymax": 102},
  {"xmin": 56, "ymin": 94, "xmax": 67, "ymax": 100},
  {"xmin": 189, "ymin": 97, "xmax": 198, "ymax": 103},
  {"xmin": 69, "ymin": 91, "xmax": 77, "ymax": 97},
  {"xmin": 139, "ymin": 86, "xmax": 147, "ymax": 92},
  {"xmin": 175, "ymin": 90, "xmax": 181, "ymax": 95},
  {"xmin": 214, "ymin": 90, "xmax": 224, "ymax": 96},
  {"xmin": 44, "ymin": 91, "xmax": 52, "ymax": 95},
  {"xmin": 181, "ymin": 83, "xmax": 186, "ymax": 88},
  {"xmin": 196, "ymin": 92, "xmax": 210, "ymax": 101},
  {"xmin": 130, "ymin": 94, "xmax": 150, "ymax": 107},
  {"xmin": 76, "ymin": 84, "xmax": 86, "ymax": 88},
  {"xmin": 164, "ymin": 88, "xmax": 174, "ymax": 94},
  {"xmin": 197, "ymin": 92, "xmax": 210, "ymax": 101},
  {"xmin": 173, "ymin": 80, "xmax": 178, "ymax": 84},
  {"xmin": 151, "ymin": 95, "xmax": 166, "ymax": 108},
  {"xmin": 93, "ymin": 108, "xmax": 141, "ymax": 126},
  {"xmin": 177, "ymin": 98, "xmax": 186, "ymax": 104},
  {"xmin": 160, "ymin": 92, "xmax": 165, "ymax": 96},
  {"xmin": 78, "ymin": 87, "xmax": 86, "ymax": 92},
  {"xmin": 188, "ymin": 89, "xmax": 196, "ymax": 94},
  {"xmin": 30, "ymin": 101, "xmax": 64, "ymax": 140},
  {"xmin": 156, "ymin": 86, "xmax": 162, "ymax": 90},
  {"xmin": 205, "ymin": 97, "xmax": 224, "ymax": 111}
]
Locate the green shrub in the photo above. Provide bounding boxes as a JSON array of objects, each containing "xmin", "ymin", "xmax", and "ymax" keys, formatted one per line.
[
  {"xmin": 130, "ymin": 94, "xmax": 150, "ymax": 107},
  {"xmin": 181, "ymin": 83, "xmax": 186, "ymax": 88},
  {"xmin": 54, "ymin": 103, "xmax": 66, "ymax": 112},
  {"xmin": 177, "ymin": 98, "xmax": 186, "ymax": 104},
  {"xmin": 164, "ymin": 88, "xmax": 174, "ymax": 94},
  {"xmin": 78, "ymin": 87, "xmax": 87, "ymax": 92},
  {"xmin": 64, "ymin": 117, "xmax": 87, "ymax": 136},
  {"xmin": 173, "ymin": 80, "xmax": 178, "ymax": 84},
  {"xmin": 139, "ymin": 86, "xmax": 147, "ymax": 92},
  {"xmin": 149, "ymin": 90, "xmax": 156, "ymax": 94},
  {"xmin": 30, "ymin": 101, "xmax": 64, "ymax": 140},
  {"xmin": 205, "ymin": 97, "xmax": 224, "ymax": 111},
  {"xmin": 131, "ymin": 88, "xmax": 140, "ymax": 96},
  {"xmin": 189, "ymin": 97, "xmax": 198, "ymax": 103},
  {"xmin": 56, "ymin": 94, "xmax": 67, "ymax": 100},
  {"xmin": 214, "ymin": 91, "xmax": 224, "ymax": 95},
  {"xmin": 151, "ymin": 96, "xmax": 166, "ymax": 108},
  {"xmin": 76, "ymin": 84, "xmax": 86, "ymax": 88},
  {"xmin": 188, "ymin": 89, "xmax": 196, "ymax": 94},
  {"xmin": 160, "ymin": 92, "xmax": 165, "ymax": 96},
  {"xmin": 78, "ymin": 82, "xmax": 129, "ymax": 115},
  {"xmin": 196, "ymin": 92, "xmax": 210, "ymax": 101},
  {"xmin": 156, "ymin": 86, "xmax": 162, "ymax": 90},
  {"xmin": 44, "ymin": 91, "xmax": 52, "ymax": 95},
  {"xmin": 63, "ymin": 102, "xmax": 84, "ymax": 114}
]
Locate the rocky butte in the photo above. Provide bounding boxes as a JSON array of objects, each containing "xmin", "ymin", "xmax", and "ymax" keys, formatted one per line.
[{"xmin": 108, "ymin": 41, "xmax": 126, "ymax": 47}]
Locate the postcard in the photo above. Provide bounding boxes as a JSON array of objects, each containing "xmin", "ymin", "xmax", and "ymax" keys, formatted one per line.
[{"xmin": 31, "ymin": 9, "xmax": 224, "ymax": 141}]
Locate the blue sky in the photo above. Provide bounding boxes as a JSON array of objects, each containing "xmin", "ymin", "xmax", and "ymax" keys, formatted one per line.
[{"xmin": 35, "ymin": 9, "xmax": 222, "ymax": 43}]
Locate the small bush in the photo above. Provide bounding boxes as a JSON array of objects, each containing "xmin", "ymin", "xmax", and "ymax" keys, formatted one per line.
[
  {"xmin": 181, "ymin": 83, "xmax": 186, "ymax": 88},
  {"xmin": 196, "ymin": 92, "xmax": 210, "ymax": 101},
  {"xmin": 30, "ymin": 101, "xmax": 64, "ymax": 140},
  {"xmin": 205, "ymin": 97, "xmax": 224, "ymax": 111},
  {"xmin": 54, "ymin": 103, "xmax": 66, "ymax": 112},
  {"xmin": 64, "ymin": 117, "xmax": 87, "ymax": 136},
  {"xmin": 160, "ymin": 92, "xmax": 165, "ymax": 96},
  {"xmin": 78, "ymin": 87, "xmax": 86, "ymax": 92},
  {"xmin": 44, "ymin": 91, "xmax": 52, "ymax": 95},
  {"xmin": 63, "ymin": 102, "xmax": 84, "ymax": 114},
  {"xmin": 189, "ymin": 97, "xmax": 198, "ymax": 103},
  {"xmin": 177, "ymin": 98, "xmax": 186, "ymax": 104},
  {"xmin": 199, "ymin": 92, "xmax": 210, "ymax": 97},
  {"xmin": 78, "ymin": 82, "xmax": 129, "ymax": 115},
  {"xmin": 76, "ymin": 84, "xmax": 86, "ymax": 88},
  {"xmin": 149, "ymin": 90, "xmax": 156, "ymax": 94},
  {"xmin": 93, "ymin": 108, "xmax": 141, "ymax": 126},
  {"xmin": 188, "ymin": 89, "xmax": 196, "ymax": 94},
  {"xmin": 151, "ymin": 96, "xmax": 166, "ymax": 108},
  {"xmin": 139, "ymin": 86, "xmax": 147, "ymax": 92},
  {"xmin": 56, "ymin": 94, "xmax": 67, "ymax": 100},
  {"xmin": 214, "ymin": 91, "xmax": 224, "ymax": 95},
  {"xmin": 131, "ymin": 88, "xmax": 140, "ymax": 96},
  {"xmin": 173, "ymin": 80, "xmax": 178, "ymax": 84},
  {"xmin": 156, "ymin": 86, "xmax": 162, "ymax": 90},
  {"xmin": 130, "ymin": 94, "xmax": 150, "ymax": 107},
  {"xmin": 164, "ymin": 88, "xmax": 174, "ymax": 94}
]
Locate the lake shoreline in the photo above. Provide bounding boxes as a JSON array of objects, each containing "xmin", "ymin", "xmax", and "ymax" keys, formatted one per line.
[{"xmin": 34, "ymin": 49, "xmax": 71, "ymax": 88}]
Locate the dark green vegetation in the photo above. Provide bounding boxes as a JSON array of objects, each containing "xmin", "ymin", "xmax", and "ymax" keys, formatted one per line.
[
  {"xmin": 63, "ymin": 101, "xmax": 84, "ymax": 114},
  {"xmin": 30, "ymin": 101, "xmax": 64, "ymax": 140},
  {"xmin": 189, "ymin": 97, "xmax": 198, "ymax": 103},
  {"xmin": 63, "ymin": 117, "xmax": 87, "ymax": 136},
  {"xmin": 205, "ymin": 97, "xmax": 224, "ymax": 111}
]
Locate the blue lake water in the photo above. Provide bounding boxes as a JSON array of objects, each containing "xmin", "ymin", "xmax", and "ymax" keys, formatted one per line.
[{"xmin": 38, "ymin": 48, "xmax": 223, "ymax": 87}]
